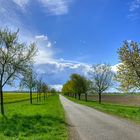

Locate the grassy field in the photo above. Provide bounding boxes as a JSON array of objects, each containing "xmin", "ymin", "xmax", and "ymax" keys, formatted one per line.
[
  {"xmin": 0, "ymin": 94, "xmax": 68, "ymax": 140},
  {"xmin": 3, "ymin": 93, "xmax": 38, "ymax": 104},
  {"xmin": 66, "ymin": 96, "xmax": 140, "ymax": 123}
]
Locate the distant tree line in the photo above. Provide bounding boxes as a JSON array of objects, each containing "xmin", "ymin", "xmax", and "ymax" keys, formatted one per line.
[{"xmin": 62, "ymin": 64, "xmax": 114, "ymax": 103}]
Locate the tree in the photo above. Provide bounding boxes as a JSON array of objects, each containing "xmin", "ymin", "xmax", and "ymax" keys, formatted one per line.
[
  {"xmin": 41, "ymin": 82, "xmax": 48, "ymax": 100},
  {"xmin": 0, "ymin": 28, "xmax": 37, "ymax": 115},
  {"xmin": 62, "ymin": 80, "xmax": 74, "ymax": 96},
  {"xmin": 70, "ymin": 74, "xmax": 89, "ymax": 100},
  {"xmin": 84, "ymin": 80, "xmax": 92, "ymax": 102},
  {"xmin": 20, "ymin": 67, "xmax": 37, "ymax": 104},
  {"xmin": 36, "ymin": 78, "xmax": 43, "ymax": 102},
  {"xmin": 115, "ymin": 63, "xmax": 134, "ymax": 93},
  {"xmin": 115, "ymin": 41, "xmax": 140, "ymax": 92},
  {"xmin": 89, "ymin": 64, "xmax": 113, "ymax": 103}
]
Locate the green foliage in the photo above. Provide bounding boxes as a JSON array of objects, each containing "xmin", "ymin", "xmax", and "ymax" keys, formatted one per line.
[
  {"xmin": 62, "ymin": 80, "xmax": 74, "ymax": 95},
  {"xmin": 62, "ymin": 74, "xmax": 90, "ymax": 99},
  {"xmin": 50, "ymin": 88, "xmax": 57, "ymax": 93},
  {"xmin": 116, "ymin": 41, "xmax": 140, "ymax": 92},
  {"xmin": 0, "ymin": 94, "xmax": 68, "ymax": 140},
  {"xmin": 70, "ymin": 74, "xmax": 89, "ymax": 95}
]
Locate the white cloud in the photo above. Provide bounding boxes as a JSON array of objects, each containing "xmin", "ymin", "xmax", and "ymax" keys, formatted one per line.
[
  {"xmin": 35, "ymin": 35, "xmax": 48, "ymax": 41},
  {"xmin": 35, "ymin": 59, "xmax": 91, "ymax": 74},
  {"xmin": 34, "ymin": 34, "xmax": 54, "ymax": 65},
  {"xmin": 35, "ymin": 35, "xmax": 52, "ymax": 48},
  {"xmin": 128, "ymin": 0, "xmax": 140, "ymax": 20},
  {"xmin": 35, "ymin": 60, "xmax": 119, "ymax": 87},
  {"xmin": 111, "ymin": 63, "xmax": 120, "ymax": 73},
  {"xmin": 12, "ymin": 0, "xmax": 30, "ymax": 8},
  {"xmin": 129, "ymin": 0, "xmax": 140, "ymax": 12},
  {"xmin": 50, "ymin": 84, "xmax": 63, "ymax": 91},
  {"xmin": 34, "ymin": 50, "xmax": 53, "ymax": 65},
  {"xmin": 127, "ymin": 40, "xmax": 132, "ymax": 43},
  {"xmin": 38, "ymin": 0, "xmax": 71, "ymax": 15},
  {"xmin": 10, "ymin": 0, "xmax": 72, "ymax": 15}
]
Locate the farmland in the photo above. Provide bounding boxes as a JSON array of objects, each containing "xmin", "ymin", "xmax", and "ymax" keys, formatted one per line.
[
  {"xmin": 3, "ymin": 93, "xmax": 38, "ymax": 104},
  {"xmin": 0, "ymin": 94, "xmax": 68, "ymax": 140},
  {"xmin": 80, "ymin": 94, "xmax": 140, "ymax": 106}
]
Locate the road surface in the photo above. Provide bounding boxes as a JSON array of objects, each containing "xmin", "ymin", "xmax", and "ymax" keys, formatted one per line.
[{"xmin": 60, "ymin": 95, "xmax": 140, "ymax": 140}]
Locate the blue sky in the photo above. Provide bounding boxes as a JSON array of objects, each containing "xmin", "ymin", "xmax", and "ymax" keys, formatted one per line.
[{"xmin": 1, "ymin": 0, "xmax": 140, "ymax": 90}]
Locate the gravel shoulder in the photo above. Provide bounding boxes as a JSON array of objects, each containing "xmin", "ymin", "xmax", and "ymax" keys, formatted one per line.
[{"xmin": 60, "ymin": 95, "xmax": 140, "ymax": 140}]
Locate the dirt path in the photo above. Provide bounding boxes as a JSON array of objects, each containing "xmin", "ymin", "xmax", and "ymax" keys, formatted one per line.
[{"xmin": 60, "ymin": 95, "xmax": 140, "ymax": 140}]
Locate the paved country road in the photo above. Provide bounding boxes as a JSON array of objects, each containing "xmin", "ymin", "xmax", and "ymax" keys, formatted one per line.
[{"xmin": 60, "ymin": 95, "xmax": 140, "ymax": 140}]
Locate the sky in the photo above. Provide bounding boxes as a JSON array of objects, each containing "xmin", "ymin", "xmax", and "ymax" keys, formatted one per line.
[{"xmin": 1, "ymin": 0, "xmax": 140, "ymax": 91}]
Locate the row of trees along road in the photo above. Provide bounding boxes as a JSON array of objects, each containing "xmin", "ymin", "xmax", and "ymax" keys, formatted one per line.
[
  {"xmin": 0, "ymin": 28, "xmax": 52, "ymax": 115},
  {"xmin": 62, "ymin": 64, "xmax": 114, "ymax": 103},
  {"xmin": 62, "ymin": 40, "xmax": 140, "ymax": 103}
]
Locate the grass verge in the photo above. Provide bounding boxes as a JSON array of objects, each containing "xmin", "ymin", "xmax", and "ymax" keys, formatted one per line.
[
  {"xmin": 66, "ymin": 96, "xmax": 140, "ymax": 123},
  {"xmin": 0, "ymin": 94, "xmax": 68, "ymax": 140}
]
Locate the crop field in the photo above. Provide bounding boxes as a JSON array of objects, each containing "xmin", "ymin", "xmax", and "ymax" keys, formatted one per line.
[
  {"xmin": 80, "ymin": 94, "xmax": 140, "ymax": 106},
  {"xmin": 0, "ymin": 94, "xmax": 68, "ymax": 140},
  {"xmin": 3, "ymin": 93, "xmax": 38, "ymax": 104}
]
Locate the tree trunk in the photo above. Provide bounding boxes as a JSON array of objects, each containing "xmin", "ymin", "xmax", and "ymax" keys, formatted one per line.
[
  {"xmin": 99, "ymin": 92, "xmax": 102, "ymax": 104},
  {"xmin": 78, "ymin": 94, "xmax": 81, "ymax": 100},
  {"xmin": 0, "ymin": 85, "xmax": 4, "ymax": 115},
  {"xmin": 44, "ymin": 93, "xmax": 45, "ymax": 100},
  {"xmin": 85, "ymin": 93, "xmax": 87, "ymax": 102},
  {"xmin": 37, "ymin": 93, "xmax": 39, "ymax": 102},
  {"xmin": 39, "ymin": 93, "xmax": 41, "ymax": 101},
  {"xmin": 74, "ymin": 93, "xmax": 76, "ymax": 99},
  {"xmin": 30, "ymin": 89, "xmax": 32, "ymax": 104}
]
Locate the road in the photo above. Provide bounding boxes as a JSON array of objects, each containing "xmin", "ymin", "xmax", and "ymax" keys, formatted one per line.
[{"xmin": 60, "ymin": 95, "xmax": 140, "ymax": 140}]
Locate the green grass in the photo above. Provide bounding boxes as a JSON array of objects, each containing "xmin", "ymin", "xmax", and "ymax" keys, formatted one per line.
[
  {"xmin": 66, "ymin": 96, "xmax": 140, "ymax": 123},
  {"xmin": 0, "ymin": 94, "xmax": 68, "ymax": 140}
]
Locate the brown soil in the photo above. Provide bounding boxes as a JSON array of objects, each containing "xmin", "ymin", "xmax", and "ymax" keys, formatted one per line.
[{"xmin": 81, "ymin": 94, "xmax": 140, "ymax": 106}]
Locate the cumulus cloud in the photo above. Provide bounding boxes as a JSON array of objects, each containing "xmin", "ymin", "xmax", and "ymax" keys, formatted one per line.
[
  {"xmin": 34, "ymin": 57, "xmax": 119, "ymax": 86},
  {"xmin": 35, "ymin": 60, "xmax": 91, "ymax": 74},
  {"xmin": 34, "ymin": 60, "xmax": 92, "ymax": 85}
]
